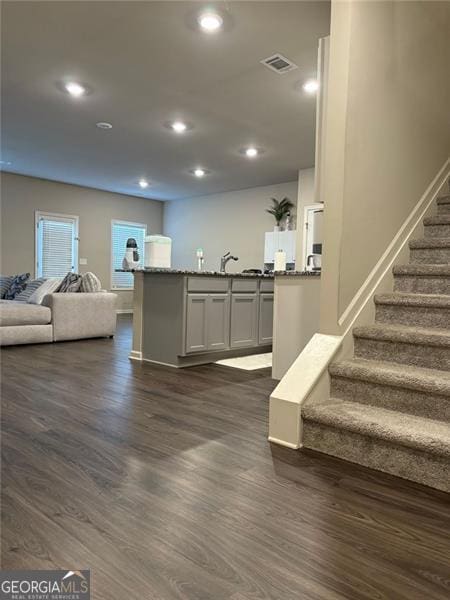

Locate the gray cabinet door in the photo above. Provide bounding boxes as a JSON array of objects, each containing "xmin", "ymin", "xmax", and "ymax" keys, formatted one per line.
[
  {"xmin": 185, "ymin": 294, "xmax": 208, "ymax": 353},
  {"xmin": 207, "ymin": 294, "xmax": 230, "ymax": 351},
  {"xmin": 230, "ymin": 294, "xmax": 258, "ymax": 348},
  {"xmin": 259, "ymin": 293, "xmax": 274, "ymax": 345}
]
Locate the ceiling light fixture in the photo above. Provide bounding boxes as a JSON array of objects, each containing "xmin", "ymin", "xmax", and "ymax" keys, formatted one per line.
[
  {"xmin": 64, "ymin": 81, "xmax": 86, "ymax": 97},
  {"xmin": 245, "ymin": 147, "xmax": 259, "ymax": 158},
  {"xmin": 96, "ymin": 122, "xmax": 113, "ymax": 129},
  {"xmin": 302, "ymin": 79, "xmax": 319, "ymax": 94},
  {"xmin": 193, "ymin": 168, "xmax": 206, "ymax": 178},
  {"xmin": 198, "ymin": 12, "xmax": 223, "ymax": 32},
  {"xmin": 171, "ymin": 121, "xmax": 187, "ymax": 133},
  {"xmin": 139, "ymin": 179, "xmax": 149, "ymax": 189}
]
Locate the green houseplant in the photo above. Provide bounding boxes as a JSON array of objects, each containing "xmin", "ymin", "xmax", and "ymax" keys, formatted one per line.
[{"xmin": 266, "ymin": 197, "xmax": 294, "ymax": 231}]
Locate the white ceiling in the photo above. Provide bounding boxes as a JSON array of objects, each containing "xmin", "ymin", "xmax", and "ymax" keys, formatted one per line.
[{"xmin": 1, "ymin": 1, "xmax": 330, "ymax": 201}]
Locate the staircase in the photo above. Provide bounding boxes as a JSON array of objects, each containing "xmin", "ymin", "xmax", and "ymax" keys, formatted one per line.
[{"xmin": 302, "ymin": 195, "xmax": 450, "ymax": 492}]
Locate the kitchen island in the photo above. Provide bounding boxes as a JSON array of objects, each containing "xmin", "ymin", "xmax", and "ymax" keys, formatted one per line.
[{"xmin": 127, "ymin": 269, "xmax": 274, "ymax": 367}]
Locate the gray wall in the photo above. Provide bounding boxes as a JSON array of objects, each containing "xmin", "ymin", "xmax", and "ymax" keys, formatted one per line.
[
  {"xmin": 163, "ymin": 181, "xmax": 298, "ymax": 272},
  {"xmin": 0, "ymin": 172, "xmax": 163, "ymax": 310}
]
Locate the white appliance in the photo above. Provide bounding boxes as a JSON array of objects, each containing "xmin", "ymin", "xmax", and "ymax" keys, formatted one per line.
[
  {"xmin": 144, "ymin": 235, "xmax": 172, "ymax": 268},
  {"xmin": 122, "ymin": 238, "xmax": 140, "ymax": 270}
]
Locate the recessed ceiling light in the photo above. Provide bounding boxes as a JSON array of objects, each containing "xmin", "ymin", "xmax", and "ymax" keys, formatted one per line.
[
  {"xmin": 171, "ymin": 121, "xmax": 187, "ymax": 133},
  {"xmin": 303, "ymin": 79, "xmax": 319, "ymax": 94},
  {"xmin": 139, "ymin": 179, "xmax": 149, "ymax": 189},
  {"xmin": 193, "ymin": 168, "xmax": 206, "ymax": 178},
  {"xmin": 198, "ymin": 12, "xmax": 223, "ymax": 32},
  {"xmin": 64, "ymin": 81, "xmax": 86, "ymax": 97},
  {"xmin": 96, "ymin": 122, "xmax": 112, "ymax": 130},
  {"xmin": 245, "ymin": 147, "xmax": 259, "ymax": 158}
]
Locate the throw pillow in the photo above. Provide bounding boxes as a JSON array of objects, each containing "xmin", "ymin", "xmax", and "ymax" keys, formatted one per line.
[
  {"xmin": 14, "ymin": 277, "xmax": 47, "ymax": 302},
  {"xmin": 0, "ymin": 275, "xmax": 14, "ymax": 299},
  {"xmin": 80, "ymin": 272, "xmax": 102, "ymax": 293},
  {"xmin": 4, "ymin": 273, "xmax": 30, "ymax": 300},
  {"xmin": 28, "ymin": 278, "xmax": 63, "ymax": 304},
  {"xmin": 56, "ymin": 272, "xmax": 82, "ymax": 293}
]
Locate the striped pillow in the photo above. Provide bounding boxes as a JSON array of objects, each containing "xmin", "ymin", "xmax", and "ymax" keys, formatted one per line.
[
  {"xmin": 56, "ymin": 272, "xmax": 82, "ymax": 293},
  {"xmin": 0, "ymin": 275, "xmax": 14, "ymax": 299},
  {"xmin": 80, "ymin": 272, "xmax": 102, "ymax": 293},
  {"xmin": 14, "ymin": 278, "xmax": 47, "ymax": 302}
]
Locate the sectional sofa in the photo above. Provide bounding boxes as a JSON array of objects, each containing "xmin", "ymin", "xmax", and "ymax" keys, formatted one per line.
[{"xmin": 0, "ymin": 292, "xmax": 117, "ymax": 346}]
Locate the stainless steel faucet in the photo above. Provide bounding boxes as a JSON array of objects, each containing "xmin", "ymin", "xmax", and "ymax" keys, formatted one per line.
[{"xmin": 220, "ymin": 251, "xmax": 239, "ymax": 273}]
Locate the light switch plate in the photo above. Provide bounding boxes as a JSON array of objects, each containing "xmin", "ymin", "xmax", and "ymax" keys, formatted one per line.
[{"xmin": 79, "ymin": 258, "xmax": 88, "ymax": 265}]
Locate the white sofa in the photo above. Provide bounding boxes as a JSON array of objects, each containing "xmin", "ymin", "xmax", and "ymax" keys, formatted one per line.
[{"xmin": 0, "ymin": 292, "xmax": 117, "ymax": 346}]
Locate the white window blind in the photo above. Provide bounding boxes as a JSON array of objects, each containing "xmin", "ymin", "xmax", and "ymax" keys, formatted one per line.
[
  {"xmin": 111, "ymin": 221, "xmax": 146, "ymax": 289},
  {"xmin": 36, "ymin": 212, "xmax": 78, "ymax": 278}
]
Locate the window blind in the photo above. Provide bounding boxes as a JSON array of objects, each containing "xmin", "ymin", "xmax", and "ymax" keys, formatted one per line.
[
  {"xmin": 111, "ymin": 222, "xmax": 146, "ymax": 289},
  {"xmin": 37, "ymin": 216, "xmax": 77, "ymax": 278}
]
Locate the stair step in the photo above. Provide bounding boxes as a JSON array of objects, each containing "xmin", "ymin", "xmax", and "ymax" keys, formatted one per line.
[
  {"xmin": 409, "ymin": 237, "xmax": 450, "ymax": 264},
  {"xmin": 374, "ymin": 292, "xmax": 450, "ymax": 329},
  {"xmin": 330, "ymin": 358, "xmax": 450, "ymax": 419},
  {"xmin": 424, "ymin": 214, "xmax": 450, "ymax": 238},
  {"xmin": 302, "ymin": 400, "xmax": 450, "ymax": 491},
  {"xmin": 393, "ymin": 264, "xmax": 450, "ymax": 294},
  {"xmin": 437, "ymin": 196, "xmax": 450, "ymax": 215},
  {"xmin": 353, "ymin": 323, "xmax": 450, "ymax": 370}
]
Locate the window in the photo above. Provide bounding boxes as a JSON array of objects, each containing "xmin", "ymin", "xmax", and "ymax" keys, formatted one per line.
[
  {"xmin": 35, "ymin": 211, "xmax": 79, "ymax": 278},
  {"xmin": 111, "ymin": 220, "xmax": 146, "ymax": 289}
]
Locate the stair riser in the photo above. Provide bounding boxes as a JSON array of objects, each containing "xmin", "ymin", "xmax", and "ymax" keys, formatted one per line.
[
  {"xmin": 302, "ymin": 421, "xmax": 450, "ymax": 492},
  {"xmin": 375, "ymin": 303, "xmax": 449, "ymax": 329},
  {"xmin": 331, "ymin": 375, "xmax": 450, "ymax": 420},
  {"xmin": 438, "ymin": 204, "xmax": 450, "ymax": 215},
  {"xmin": 410, "ymin": 247, "xmax": 450, "ymax": 264},
  {"xmin": 393, "ymin": 276, "xmax": 450, "ymax": 295},
  {"xmin": 354, "ymin": 337, "xmax": 450, "ymax": 371},
  {"xmin": 424, "ymin": 224, "xmax": 450, "ymax": 238}
]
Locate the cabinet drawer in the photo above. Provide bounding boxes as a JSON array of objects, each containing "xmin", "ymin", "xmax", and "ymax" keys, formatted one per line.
[
  {"xmin": 260, "ymin": 279, "xmax": 274, "ymax": 293},
  {"xmin": 187, "ymin": 277, "xmax": 229, "ymax": 293},
  {"xmin": 231, "ymin": 279, "xmax": 258, "ymax": 293}
]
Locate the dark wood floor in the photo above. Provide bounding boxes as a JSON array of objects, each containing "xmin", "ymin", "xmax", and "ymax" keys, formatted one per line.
[{"xmin": 1, "ymin": 316, "xmax": 449, "ymax": 599}]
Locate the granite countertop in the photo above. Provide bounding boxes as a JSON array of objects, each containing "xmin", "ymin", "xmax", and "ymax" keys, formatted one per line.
[
  {"xmin": 274, "ymin": 270, "xmax": 321, "ymax": 277},
  {"xmin": 116, "ymin": 268, "xmax": 274, "ymax": 278}
]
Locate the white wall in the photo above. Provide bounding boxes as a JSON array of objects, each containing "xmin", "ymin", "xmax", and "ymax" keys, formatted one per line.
[
  {"xmin": 163, "ymin": 181, "xmax": 298, "ymax": 272},
  {"xmin": 0, "ymin": 173, "xmax": 163, "ymax": 310},
  {"xmin": 320, "ymin": 0, "xmax": 450, "ymax": 334},
  {"xmin": 295, "ymin": 168, "xmax": 316, "ymax": 268}
]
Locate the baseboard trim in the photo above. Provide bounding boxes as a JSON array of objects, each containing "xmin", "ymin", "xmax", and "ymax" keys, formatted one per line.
[
  {"xmin": 129, "ymin": 350, "xmax": 142, "ymax": 360},
  {"xmin": 117, "ymin": 309, "xmax": 133, "ymax": 314},
  {"xmin": 268, "ymin": 436, "xmax": 301, "ymax": 450}
]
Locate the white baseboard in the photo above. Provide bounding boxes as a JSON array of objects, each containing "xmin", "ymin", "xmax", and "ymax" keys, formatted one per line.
[
  {"xmin": 129, "ymin": 350, "xmax": 142, "ymax": 360},
  {"xmin": 116, "ymin": 309, "xmax": 133, "ymax": 314}
]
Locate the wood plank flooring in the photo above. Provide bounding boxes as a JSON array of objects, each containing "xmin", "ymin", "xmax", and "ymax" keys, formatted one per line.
[{"xmin": 1, "ymin": 315, "xmax": 449, "ymax": 599}]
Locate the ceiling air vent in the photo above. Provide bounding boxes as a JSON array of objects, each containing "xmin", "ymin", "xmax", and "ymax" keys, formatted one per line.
[{"xmin": 261, "ymin": 53, "xmax": 298, "ymax": 74}]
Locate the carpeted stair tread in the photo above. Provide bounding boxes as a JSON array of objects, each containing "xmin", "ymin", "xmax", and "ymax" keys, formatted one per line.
[
  {"xmin": 302, "ymin": 401, "xmax": 450, "ymax": 457},
  {"xmin": 409, "ymin": 237, "xmax": 450, "ymax": 249},
  {"xmin": 330, "ymin": 358, "xmax": 450, "ymax": 396},
  {"xmin": 353, "ymin": 322, "xmax": 450, "ymax": 346},
  {"xmin": 374, "ymin": 291, "xmax": 450, "ymax": 308},
  {"xmin": 437, "ymin": 195, "xmax": 450, "ymax": 206},
  {"xmin": 423, "ymin": 214, "xmax": 450, "ymax": 226},
  {"xmin": 393, "ymin": 264, "xmax": 450, "ymax": 278}
]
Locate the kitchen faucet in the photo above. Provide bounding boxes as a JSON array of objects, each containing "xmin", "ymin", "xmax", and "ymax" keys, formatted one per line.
[{"xmin": 220, "ymin": 251, "xmax": 239, "ymax": 273}]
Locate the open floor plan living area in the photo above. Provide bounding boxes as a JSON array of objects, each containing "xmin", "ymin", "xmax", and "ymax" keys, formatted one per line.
[{"xmin": 1, "ymin": 1, "xmax": 449, "ymax": 599}]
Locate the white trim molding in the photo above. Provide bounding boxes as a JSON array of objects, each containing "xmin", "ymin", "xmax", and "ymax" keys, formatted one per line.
[
  {"xmin": 116, "ymin": 308, "xmax": 133, "ymax": 314},
  {"xmin": 269, "ymin": 158, "xmax": 450, "ymax": 449}
]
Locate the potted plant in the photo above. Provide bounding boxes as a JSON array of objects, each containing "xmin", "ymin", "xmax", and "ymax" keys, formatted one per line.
[{"xmin": 266, "ymin": 197, "xmax": 294, "ymax": 231}]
